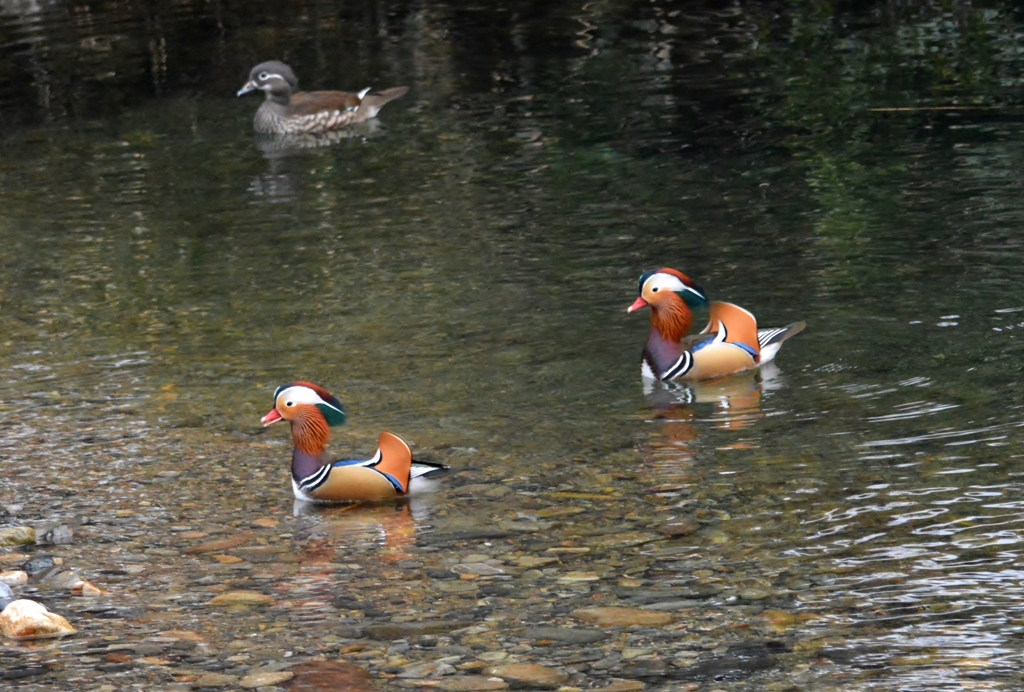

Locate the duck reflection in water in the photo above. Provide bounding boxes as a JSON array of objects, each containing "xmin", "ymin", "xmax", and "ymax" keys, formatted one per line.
[
  {"xmin": 292, "ymin": 486, "xmax": 442, "ymax": 564},
  {"xmin": 247, "ymin": 121, "xmax": 385, "ymax": 203},
  {"xmin": 645, "ymin": 362, "xmax": 786, "ymax": 466}
]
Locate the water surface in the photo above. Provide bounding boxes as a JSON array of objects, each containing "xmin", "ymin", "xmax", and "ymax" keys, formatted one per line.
[{"xmin": 3, "ymin": 2, "xmax": 1024, "ymax": 691}]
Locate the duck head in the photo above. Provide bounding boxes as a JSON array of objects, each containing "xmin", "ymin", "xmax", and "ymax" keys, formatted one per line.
[
  {"xmin": 628, "ymin": 268, "xmax": 708, "ymax": 342},
  {"xmin": 261, "ymin": 381, "xmax": 346, "ymax": 456},
  {"xmin": 238, "ymin": 61, "xmax": 300, "ymax": 101}
]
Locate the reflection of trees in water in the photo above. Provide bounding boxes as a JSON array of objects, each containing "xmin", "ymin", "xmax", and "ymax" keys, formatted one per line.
[
  {"xmin": 3, "ymin": 0, "xmax": 1024, "ymax": 321},
  {"xmin": 744, "ymin": 3, "xmax": 1024, "ymax": 299},
  {"xmin": 4, "ymin": 1, "xmax": 1022, "ymax": 132}
]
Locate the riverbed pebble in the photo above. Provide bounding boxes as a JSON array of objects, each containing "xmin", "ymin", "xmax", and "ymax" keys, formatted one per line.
[
  {"xmin": 208, "ymin": 591, "xmax": 274, "ymax": 606},
  {"xmin": 238, "ymin": 670, "xmax": 293, "ymax": 687},
  {"xmin": 71, "ymin": 580, "xmax": 108, "ymax": 597},
  {"xmin": 570, "ymin": 607, "xmax": 675, "ymax": 627},
  {"xmin": 0, "ymin": 598, "xmax": 76, "ymax": 640},
  {"xmin": 0, "ymin": 581, "xmax": 14, "ymax": 611},
  {"xmin": 0, "ymin": 570, "xmax": 28, "ymax": 586},
  {"xmin": 0, "ymin": 527, "xmax": 36, "ymax": 547},
  {"xmin": 483, "ymin": 663, "xmax": 568, "ymax": 689},
  {"xmin": 192, "ymin": 672, "xmax": 238, "ymax": 687},
  {"xmin": 21, "ymin": 555, "xmax": 57, "ymax": 575},
  {"xmin": 37, "ymin": 524, "xmax": 74, "ymax": 545},
  {"xmin": 439, "ymin": 677, "xmax": 509, "ymax": 691}
]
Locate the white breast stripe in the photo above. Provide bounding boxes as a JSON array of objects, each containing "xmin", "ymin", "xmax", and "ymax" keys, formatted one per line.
[
  {"xmin": 661, "ymin": 351, "xmax": 693, "ymax": 380},
  {"xmin": 298, "ymin": 464, "xmax": 332, "ymax": 492}
]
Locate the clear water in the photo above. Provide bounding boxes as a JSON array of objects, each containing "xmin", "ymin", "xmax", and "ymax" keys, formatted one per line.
[{"xmin": 3, "ymin": 1, "xmax": 1024, "ymax": 690}]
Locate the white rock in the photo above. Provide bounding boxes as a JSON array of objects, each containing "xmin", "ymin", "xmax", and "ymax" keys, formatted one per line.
[
  {"xmin": 0, "ymin": 571, "xmax": 28, "ymax": 586},
  {"xmin": 0, "ymin": 599, "xmax": 76, "ymax": 640}
]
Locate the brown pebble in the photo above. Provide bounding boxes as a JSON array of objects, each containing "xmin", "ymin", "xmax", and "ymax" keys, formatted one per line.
[
  {"xmin": 211, "ymin": 554, "xmax": 244, "ymax": 565},
  {"xmin": 571, "ymin": 607, "xmax": 674, "ymax": 627},
  {"xmin": 70, "ymin": 580, "xmax": 107, "ymax": 597},
  {"xmin": 482, "ymin": 663, "xmax": 567, "ymax": 689},
  {"xmin": 192, "ymin": 672, "xmax": 238, "ymax": 688},
  {"xmin": 208, "ymin": 590, "xmax": 274, "ymax": 606},
  {"xmin": 286, "ymin": 660, "xmax": 375, "ymax": 691},
  {"xmin": 184, "ymin": 533, "xmax": 254, "ymax": 554},
  {"xmin": 439, "ymin": 677, "xmax": 509, "ymax": 691}
]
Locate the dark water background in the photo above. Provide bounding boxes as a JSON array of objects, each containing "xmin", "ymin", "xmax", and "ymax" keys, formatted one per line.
[{"xmin": 3, "ymin": 1, "xmax": 1024, "ymax": 690}]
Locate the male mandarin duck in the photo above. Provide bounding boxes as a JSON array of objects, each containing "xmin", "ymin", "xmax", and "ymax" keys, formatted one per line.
[
  {"xmin": 629, "ymin": 268, "xmax": 805, "ymax": 381},
  {"xmin": 261, "ymin": 382, "xmax": 444, "ymax": 503},
  {"xmin": 237, "ymin": 61, "xmax": 408, "ymax": 135}
]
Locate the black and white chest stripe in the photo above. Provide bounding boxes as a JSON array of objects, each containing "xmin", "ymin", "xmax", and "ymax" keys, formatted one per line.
[{"xmin": 659, "ymin": 351, "xmax": 694, "ymax": 381}]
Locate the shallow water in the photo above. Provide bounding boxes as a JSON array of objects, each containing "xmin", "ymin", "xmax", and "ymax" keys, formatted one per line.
[{"xmin": 3, "ymin": 1, "xmax": 1024, "ymax": 690}]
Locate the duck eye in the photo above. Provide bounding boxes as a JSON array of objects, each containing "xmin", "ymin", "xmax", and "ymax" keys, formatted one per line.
[
  {"xmin": 285, "ymin": 400, "xmax": 294, "ymax": 407},
  {"xmin": 652, "ymin": 287, "xmax": 660, "ymax": 293},
  {"xmin": 258, "ymin": 72, "xmax": 270, "ymax": 81}
]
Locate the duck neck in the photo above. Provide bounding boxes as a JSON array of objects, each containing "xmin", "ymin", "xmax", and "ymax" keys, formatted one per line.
[
  {"xmin": 266, "ymin": 85, "xmax": 292, "ymax": 106},
  {"xmin": 651, "ymin": 296, "xmax": 693, "ymax": 344},
  {"xmin": 288, "ymin": 408, "xmax": 329, "ymax": 481},
  {"xmin": 643, "ymin": 298, "xmax": 693, "ymax": 376}
]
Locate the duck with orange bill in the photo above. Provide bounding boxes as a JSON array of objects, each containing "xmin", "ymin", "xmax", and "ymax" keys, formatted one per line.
[
  {"xmin": 628, "ymin": 268, "xmax": 805, "ymax": 382},
  {"xmin": 261, "ymin": 381, "xmax": 445, "ymax": 503}
]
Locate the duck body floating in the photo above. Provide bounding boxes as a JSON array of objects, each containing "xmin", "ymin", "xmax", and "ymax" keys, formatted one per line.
[
  {"xmin": 238, "ymin": 61, "xmax": 408, "ymax": 135},
  {"xmin": 261, "ymin": 382, "xmax": 444, "ymax": 503},
  {"xmin": 629, "ymin": 268, "xmax": 805, "ymax": 381}
]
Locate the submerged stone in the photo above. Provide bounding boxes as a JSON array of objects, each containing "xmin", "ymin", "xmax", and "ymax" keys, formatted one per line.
[
  {"xmin": 656, "ymin": 519, "xmax": 698, "ymax": 537},
  {"xmin": 439, "ymin": 677, "xmax": 509, "ymax": 691},
  {"xmin": 0, "ymin": 527, "xmax": 36, "ymax": 547},
  {"xmin": 208, "ymin": 590, "xmax": 274, "ymax": 606},
  {"xmin": 70, "ymin": 580, "xmax": 108, "ymax": 597},
  {"xmin": 286, "ymin": 660, "xmax": 375, "ymax": 691},
  {"xmin": 21, "ymin": 556, "xmax": 56, "ymax": 576},
  {"xmin": 521, "ymin": 626, "xmax": 606, "ymax": 645},
  {"xmin": 192, "ymin": 672, "xmax": 238, "ymax": 687},
  {"xmin": 482, "ymin": 663, "xmax": 568, "ymax": 689},
  {"xmin": 0, "ymin": 599, "xmax": 76, "ymax": 640},
  {"xmin": 596, "ymin": 680, "xmax": 646, "ymax": 691},
  {"xmin": 37, "ymin": 524, "xmax": 73, "ymax": 545},
  {"xmin": 239, "ymin": 670, "xmax": 294, "ymax": 687},
  {"xmin": 0, "ymin": 570, "xmax": 28, "ymax": 586},
  {"xmin": 365, "ymin": 620, "xmax": 466, "ymax": 640},
  {"xmin": 184, "ymin": 534, "xmax": 254, "ymax": 554},
  {"xmin": 571, "ymin": 607, "xmax": 675, "ymax": 627}
]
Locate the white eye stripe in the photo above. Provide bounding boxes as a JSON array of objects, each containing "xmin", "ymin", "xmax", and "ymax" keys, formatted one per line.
[
  {"xmin": 276, "ymin": 386, "xmax": 326, "ymax": 407},
  {"xmin": 259, "ymin": 72, "xmax": 285, "ymax": 82},
  {"xmin": 643, "ymin": 273, "xmax": 687, "ymax": 294}
]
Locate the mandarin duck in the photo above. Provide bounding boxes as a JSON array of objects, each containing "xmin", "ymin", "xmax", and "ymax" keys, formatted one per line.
[
  {"xmin": 237, "ymin": 61, "xmax": 409, "ymax": 135},
  {"xmin": 629, "ymin": 268, "xmax": 805, "ymax": 381},
  {"xmin": 261, "ymin": 382, "xmax": 444, "ymax": 503}
]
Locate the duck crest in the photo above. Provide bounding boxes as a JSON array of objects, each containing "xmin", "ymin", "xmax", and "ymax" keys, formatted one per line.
[{"xmin": 276, "ymin": 380, "xmax": 346, "ymax": 427}]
